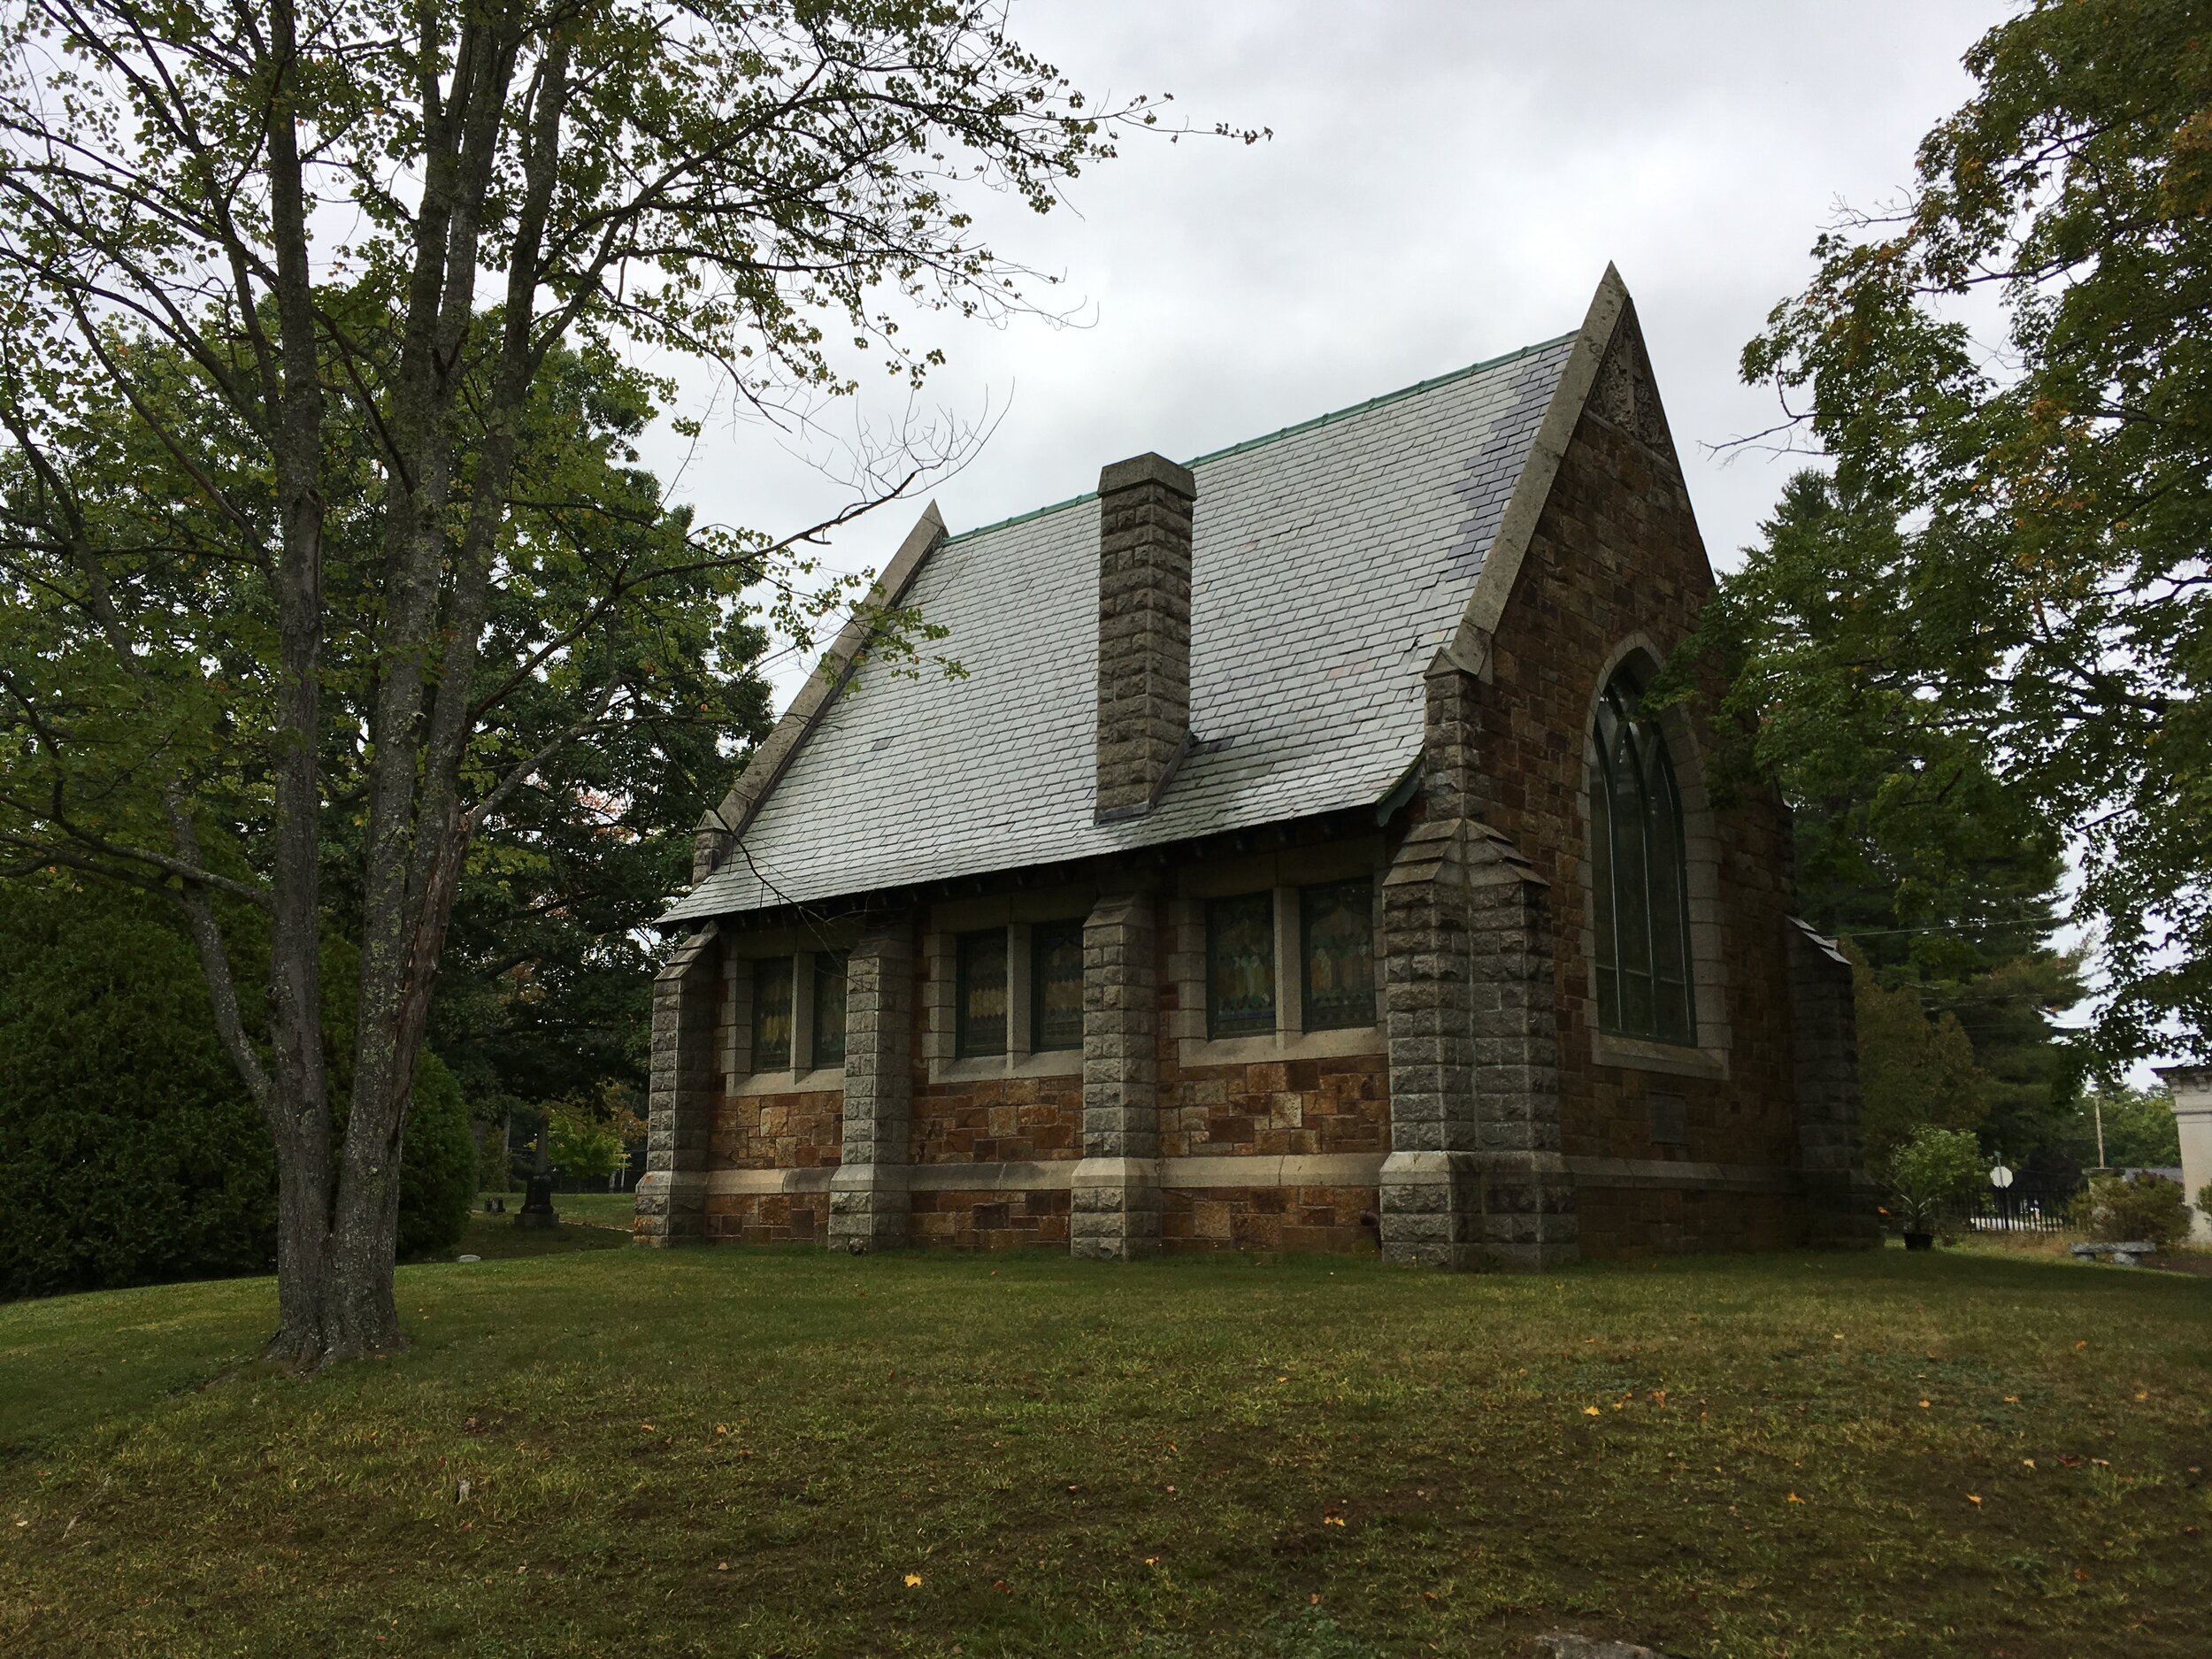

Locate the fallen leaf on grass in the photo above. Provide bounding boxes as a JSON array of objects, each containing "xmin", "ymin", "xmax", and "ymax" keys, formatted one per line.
[
  {"xmin": 1918, "ymin": 1400, "xmax": 1931, "ymax": 1409},
  {"xmin": 2022, "ymin": 1460, "xmax": 2036, "ymax": 1470},
  {"xmin": 2002, "ymin": 1395, "xmax": 2019, "ymax": 1404},
  {"xmin": 1323, "ymin": 1516, "xmax": 1346, "ymax": 1527},
  {"xmin": 1786, "ymin": 1493, "xmax": 1804, "ymax": 1504},
  {"xmin": 903, "ymin": 1573, "xmax": 923, "ymax": 1588},
  {"xmin": 2075, "ymin": 1340, "xmax": 2088, "ymax": 1350},
  {"xmin": 2059, "ymin": 1455, "xmax": 2084, "ymax": 1468},
  {"xmin": 1144, "ymin": 1557, "xmax": 1159, "ymax": 1567},
  {"xmin": 2134, "ymin": 1392, "xmax": 2148, "ymax": 1402},
  {"xmin": 1968, "ymin": 1494, "xmax": 1983, "ymax": 1506},
  {"xmin": 717, "ymin": 1562, "xmax": 726, "ymax": 1571},
  {"xmin": 1583, "ymin": 1407, "xmax": 1601, "ymax": 1417},
  {"xmin": 2091, "ymin": 1458, "xmax": 2110, "ymax": 1468}
]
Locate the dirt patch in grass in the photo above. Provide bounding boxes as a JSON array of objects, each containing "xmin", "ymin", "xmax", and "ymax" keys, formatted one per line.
[{"xmin": 1, "ymin": 1249, "xmax": 2207, "ymax": 1657}]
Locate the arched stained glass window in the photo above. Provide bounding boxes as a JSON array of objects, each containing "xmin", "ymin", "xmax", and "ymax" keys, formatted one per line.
[{"xmin": 1590, "ymin": 668, "xmax": 1695, "ymax": 1045}]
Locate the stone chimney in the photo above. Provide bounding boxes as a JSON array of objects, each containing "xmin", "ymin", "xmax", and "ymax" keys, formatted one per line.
[{"xmin": 1094, "ymin": 452, "xmax": 1196, "ymax": 822}]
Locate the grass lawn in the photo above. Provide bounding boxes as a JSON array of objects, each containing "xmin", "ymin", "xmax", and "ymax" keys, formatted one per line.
[{"xmin": 2, "ymin": 1246, "xmax": 2208, "ymax": 1658}]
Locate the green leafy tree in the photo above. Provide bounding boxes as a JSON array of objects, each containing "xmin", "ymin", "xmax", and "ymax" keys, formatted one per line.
[
  {"xmin": 548, "ymin": 1102, "xmax": 626, "ymax": 1187},
  {"xmin": 1742, "ymin": 0, "xmax": 2212, "ymax": 1064},
  {"xmin": 2070, "ymin": 1081, "xmax": 2184, "ymax": 1170},
  {"xmin": 0, "ymin": 0, "xmax": 1181, "ymax": 1365}
]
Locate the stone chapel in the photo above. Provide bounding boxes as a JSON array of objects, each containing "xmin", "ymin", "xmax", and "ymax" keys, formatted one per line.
[{"xmin": 634, "ymin": 267, "xmax": 1879, "ymax": 1267}]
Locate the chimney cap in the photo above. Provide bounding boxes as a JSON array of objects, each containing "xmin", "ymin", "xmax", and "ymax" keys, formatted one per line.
[{"xmin": 1098, "ymin": 451, "xmax": 1195, "ymax": 499}]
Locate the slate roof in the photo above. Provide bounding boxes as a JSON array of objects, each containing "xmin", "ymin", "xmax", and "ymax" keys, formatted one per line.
[{"xmin": 665, "ymin": 330, "xmax": 1578, "ymax": 923}]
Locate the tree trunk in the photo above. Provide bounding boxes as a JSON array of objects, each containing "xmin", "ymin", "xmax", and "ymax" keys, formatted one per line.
[
  {"xmin": 320, "ymin": 1156, "xmax": 407, "ymax": 1363},
  {"xmin": 261, "ymin": 1085, "xmax": 411, "ymax": 1367},
  {"xmin": 265, "ymin": 1108, "xmax": 333, "ymax": 1367}
]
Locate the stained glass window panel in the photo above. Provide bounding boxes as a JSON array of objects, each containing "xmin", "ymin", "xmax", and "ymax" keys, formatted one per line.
[
  {"xmin": 1206, "ymin": 893, "xmax": 1276, "ymax": 1039},
  {"xmin": 1646, "ymin": 749, "xmax": 1694, "ymax": 1044},
  {"xmin": 1609, "ymin": 714, "xmax": 1655, "ymax": 1037},
  {"xmin": 1590, "ymin": 742, "xmax": 1620, "ymax": 1032},
  {"xmin": 1031, "ymin": 919, "xmax": 1086, "ymax": 1052},
  {"xmin": 956, "ymin": 928, "xmax": 1008, "ymax": 1056},
  {"xmin": 1300, "ymin": 879, "xmax": 1375, "ymax": 1031},
  {"xmin": 812, "ymin": 950, "xmax": 849, "ymax": 1067},
  {"xmin": 752, "ymin": 957, "xmax": 794, "ymax": 1071}
]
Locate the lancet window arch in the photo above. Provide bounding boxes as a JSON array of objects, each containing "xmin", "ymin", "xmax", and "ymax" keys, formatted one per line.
[{"xmin": 1590, "ymin": 664, "xmax": 1695, "ymax": 1045}]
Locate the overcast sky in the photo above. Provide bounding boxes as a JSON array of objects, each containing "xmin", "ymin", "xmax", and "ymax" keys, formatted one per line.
[{"xmin": 643, "ymin": 0, "xmax": 2006, "ymax": 701}]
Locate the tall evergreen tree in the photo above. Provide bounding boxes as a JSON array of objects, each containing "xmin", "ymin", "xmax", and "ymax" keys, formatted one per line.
[{"xmin": 1673, "ymin": 470, "xmax": 2082, "ymax": 1164}]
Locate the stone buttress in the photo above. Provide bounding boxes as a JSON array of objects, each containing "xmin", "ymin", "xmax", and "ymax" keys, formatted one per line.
[
  {"xmin": 1071, "ymin": 889, "xmax": 1164, "ymax": 1259},
  {"xmin": 637, "ymin": 925, "xmax": 718, "ymax": 1246},
  {"xmin": 829, "ymin": 912, "xmax": 916, "ymax": 1251},
  {"xmin": 1378, "ymin": 654, "xmax": 1578, "ymax": 1270}
]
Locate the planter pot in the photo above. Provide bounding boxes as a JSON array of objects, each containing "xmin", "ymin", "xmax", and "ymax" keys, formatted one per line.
[{"xmin": 1903, "ymin": 1230, "xmax": 1935, "ymax": 1252}]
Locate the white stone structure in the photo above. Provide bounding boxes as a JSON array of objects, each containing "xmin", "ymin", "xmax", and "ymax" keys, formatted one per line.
[{"xmin": 2154, "ymin": 1066, "xmax": 2212, "ymax": 1245}]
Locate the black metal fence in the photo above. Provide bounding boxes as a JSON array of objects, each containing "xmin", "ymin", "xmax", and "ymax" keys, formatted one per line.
[{"xmin": 1885, "ymin": 1187, "xmax": 2080, "ymax": 1238}]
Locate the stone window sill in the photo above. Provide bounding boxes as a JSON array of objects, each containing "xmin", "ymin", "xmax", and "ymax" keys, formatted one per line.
[
  {"xmin": 928, "ymin": 1050, "xmax": 1083, "ymax": 1085},
  {"xmin": 1178, "ymin": 1025, "xmax": 1386, "ymax": 1068},
  {"xmin": 732, "ymin": 1065, "xmax": 846, "ymax": 1097},
  {"xmin": 1591, "ymin": 1032, "xmax": 1729, "ymax": 1081}
]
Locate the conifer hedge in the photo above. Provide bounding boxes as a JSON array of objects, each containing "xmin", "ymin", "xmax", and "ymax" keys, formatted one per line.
[{"xmin": 0, "ymin": 879, "xmax": 476, "ymax": 1298}]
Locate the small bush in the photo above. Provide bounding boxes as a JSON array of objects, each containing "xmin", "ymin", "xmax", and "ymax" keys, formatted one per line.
[
  {"xmin": 1885, "ymin": 1125, "xmax": 1984, "ymax": 1233},
  {"xmin": 2069, "ymin": 1171, "xmax": 2192, "ymax": 1249},
  {"xmin": 2199, "ymin": 1182, "xmax": 2212, "ymax": 1227}
]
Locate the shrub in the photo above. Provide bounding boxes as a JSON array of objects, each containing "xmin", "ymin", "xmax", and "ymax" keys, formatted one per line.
[
  {"xmin": 1885, "ymin": 1125, "xmax": 1984, "ymax": 1233},
  {"xmin": 397, "ymin": 1051, "xmax": 478, "ymax": 1259},
  {"xmin": 2200, "ymin": 1182, "xmax": 2212, "ymax": 1228},
  {"xmin": 2070, "ymin": 1171, "xmax": 2193, "ymax": 1249}
]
